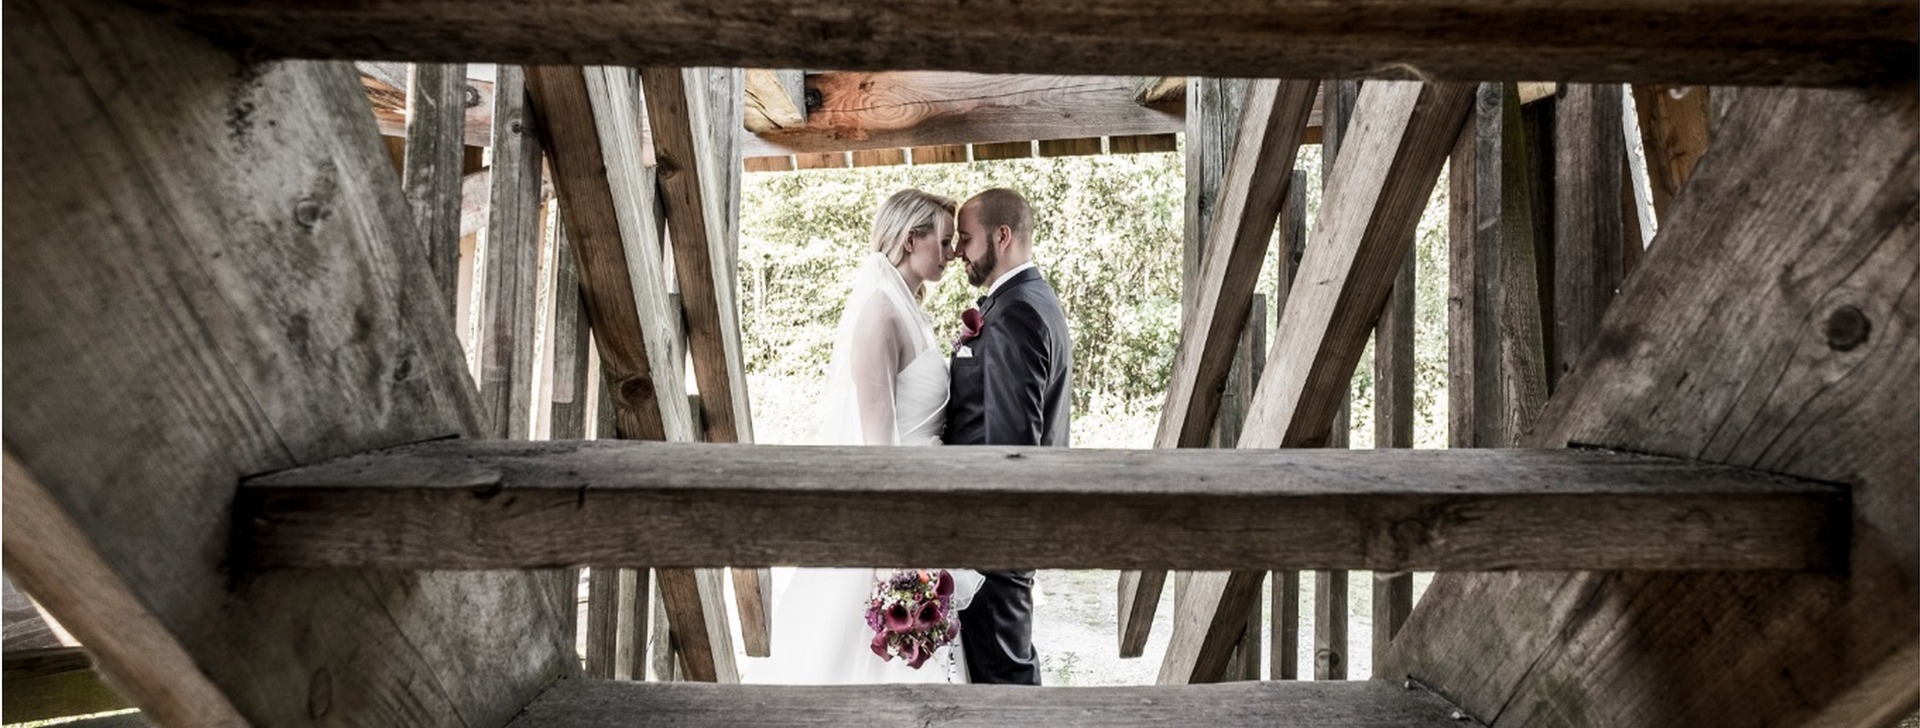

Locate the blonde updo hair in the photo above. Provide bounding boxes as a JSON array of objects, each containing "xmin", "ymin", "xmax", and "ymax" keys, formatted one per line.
[{"xmin": 871, "ymin": 188, "xmax": 957, "ymax": 269}]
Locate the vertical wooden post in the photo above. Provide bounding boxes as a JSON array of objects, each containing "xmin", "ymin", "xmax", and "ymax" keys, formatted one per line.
[
  {"xmin": 1628, "ymin": 85, "xmax": 1711, "ymax": 223},
  {"xmin": 584, "ymin": 569, "xmax": 620, "ymax": 678},
  {"xmin": 623, "ymin": 569, "xmax": 651, "ymax": 681},
  {"xmin": 1270, "ymin": 169, "xmax": 1307, "ymax": 681},
  {"xmin": 1313, "ymin": 79, "xmax": 1359, "ymax": 682},
  {"xmin": 1552, "ymin": 84, "xmax": 1624, "ymax": 387},
  {"xmin": 479, "ymin": 65, "xmax": 544, "ymax": 440},
  {"xmin": 1370, "ymin": 226, "xmax": 1416, "ymax": 670},
  {"xmin": 1225, "ymin": 296, "xmax": 1267, "ymax": 680},
  {"xmin": 402, "ymin": 62, "xmax": 469, "ymax": 315}
]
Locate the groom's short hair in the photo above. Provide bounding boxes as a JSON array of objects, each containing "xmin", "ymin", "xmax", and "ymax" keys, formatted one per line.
[{"xmin": 969, "ymin": 188, "xmax": 1034, "ymax": 246}]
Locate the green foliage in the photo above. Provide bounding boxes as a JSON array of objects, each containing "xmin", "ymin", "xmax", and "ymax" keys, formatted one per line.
[
  {"xmin": 740, "ymin": 153, "xmax": 1187, "ymax": 414},
  {"xmin": 740, "ymin": 146, "xmax": 1455, "ymax": 451}
]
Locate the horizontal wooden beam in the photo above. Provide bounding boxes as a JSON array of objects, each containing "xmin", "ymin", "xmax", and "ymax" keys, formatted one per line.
[
  {"xmin": 139, "ymin": 1, "xmax": 1915, "ymax": 87},
  {"xmin": 742, "ymin": 69, "xmax": 805, "ymax": 132},
  {"xmin": 239, "ymin": 441, "xmax": 1844, "ymax": 572},
  {"xmin": 505, "ymin": 678, "xmax": 1478, "ymax": 727},
  {"xmin": 743, "ymin": 72, "xmax": 1182, "ymax": 156}
]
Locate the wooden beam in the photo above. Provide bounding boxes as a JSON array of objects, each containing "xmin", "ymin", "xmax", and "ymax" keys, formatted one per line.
[
  {"xmin": 1110, "ymin": 133, "xmax": 1178, "ymax": 154},
  {"xmin": 4, "ymin": 575, "xmax": 74, "ymax": 652},
  {"xmin": 1157, "ymin": 80, "xmax": 1475, "ymax": 686},
  {"xmin": 971, "ymin": 140, "xmax": 1033, "ymax": 160},
  {"xmin": 1386, "ymin": 86, "xmax": 1920, "ymax": 727},
  {"xmin": 1120, "ymin": 78, "xmax": 1317, "ymax": 659},
  {"xmin": 241, "ymin": 442, "xmax": 1843, "ymax": 572},
  {"xmin": 401, "ymin": 63, "xmax": 468, "ymax": 314},
  {"xmin": 850, "ymin": 147, "xmax": 908, "ymax": 167},
  {"xmin": 744, "ymin": 72, "xmax": 1180, "ymax": 156},
  {"xmin": 1269, "ymin": 169, "xmax": 1309, "ymax": 683},
  {"xmin": 364, "ymin": 68, "xmax": 496, "ymax": 149},
  {"xmin": 1550, "ymin": 84, "xmax": 1625, "ymax": 389},
  {"xmin": 1037, "ymin": 137, "xmax": 1102, "ymax": 157},
  {"xmin": 3, "ymin": 1, "xmax": 576, "ymax": 722},
  {"xmin": 1448, "ymin": 84, "xmax": 1555, "ymax": 449},
  {"xmin": 742, "ymin": 69, "xmax": 805, "ymax": 132},
  {"xmin": 478, "ymin": 65, "xmax": 545, "ymax": 440},
  {"xmin": 526, "ymin": 66, "xmax": 696, "ymax": 442},
  {"xmin": 1134, "ymin": 76, "xmax": 1187, "ymax": 106},
  {"xmin": 642, "ymin": 67, "xmax": 754, "ymax": 446},
  {"xmin": 909, "ymin": 144, "xmax": 968, "ymax": 165},
  {"xmin": 1244, "ymin": 81, "xmax": 1475, "ymax": 451},
  {"xmin": 150, "ymin": 1, "xmax": 1915, "ymax": 87},
  {"xmin": 1629, "ymin": 85, "xmax": 1711, "ymax": 222},
  {"xmin": 505, "ymin": 677, "xmax": 1478, "ymax": 727}
]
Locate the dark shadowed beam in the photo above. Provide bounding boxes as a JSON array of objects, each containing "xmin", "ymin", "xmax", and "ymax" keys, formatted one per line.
[
  {"xmin": 1386, "ymin": 85, "xmax": 1920, "ymax": 727},
  {"xmin": 139, "ymin": 0, "xmax": 1916, "ymax": 87}
]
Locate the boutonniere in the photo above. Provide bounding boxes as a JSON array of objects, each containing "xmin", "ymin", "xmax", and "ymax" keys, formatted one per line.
[{"xmin": 952, "ymin": 307, "xmax": 983, "ymax": 352}]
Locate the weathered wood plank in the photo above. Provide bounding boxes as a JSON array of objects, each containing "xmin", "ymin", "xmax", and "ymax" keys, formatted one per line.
[
  {"xmin": 585, "ymin": 568, "xmax": 621, "ymax": 679},
  {"xmin": 3, "ymin": 1, "xmax": 574, "ymax": 722},
  {"xmin": 1158, "ymin": 80, "xmax": 1473, "ymax": 686},
  {"xmin": 479, "ymin": 65, "xmax": 545, "ymax": 440},
  {"xmin": 1314, "ymin": 570, "xmax": 1349, "ymax": 680},
  {"xmin": 1386, "ymin": 86, "xmax": 1920, "ymax": 727},
  {"xmin": 620, "ymin": 568, "xmax": 650, "ymax": 680},
  {"xmin": 141, "ymin": 1, "xmax": 1916, "ymax": 87},
  {"xmin": 793, "ymin": 151, "xmax": 849, "ymax": 169},
  {"xmin": 526, "ymin": 66, "xmax": 696, "ymax": 443},
  {"xmin": 743, "ymin": 69, "xmax": 805, "ymax": 133},
  {"xmin": 1110, "ymin": 133, "xmax": 1178, "ymax": 154},
  {"xmin": 1241, "ymin": 81, "xmax": 1473, "ymax": 451},
  {"xmin": 642, "ymin": 67, "xmax": 754, "ymax": 446},
  {"xmin": 1037, "ymin": 137, "xmax": 1103, "ymax": 157},
  {"xmin": 364, "ymin": 65, "xmax": 495, "ymax": 148},
  {"xmin": 1370, "ymin": 572, "xmax": 1414, "ymax": 670},
  {"xmin": 241, "ymin": 442, "xmax": 1844, "ymax": 572},
  {"xmin": 746, "ymin": 72, "xmax": 1182, "ymax": 156},
  {"xmin": 1271, "ymin": 569, "xmax": 1301, "ymax": 680},
  {"xmin": 654, "ymin": 567, "xmax": 737, "ymax": 683},
  {"xmin": 1629, "ymin": 85, "xmax": 1711, "ymax": 222},
  {"xmin": 1123, "ymin": 78, "xmax": 1316, "ymax": 659},
  {"xmin": 849, "ymin": 147, "xmax": 907, "ymax": 167},
  {"xmin": 1550, "ymin": 84, "xmax": 1624, "ymax": 389},
  {"xmin": 508, "ymin": 678, "xmax": 1478, "ymax": 727},
  {"xmin": 1269, "ymin": 168, "xmax": 1309, "ymax": 683},
  {"xmin": 1370, "ymin": 147, "xmax": 1417, "ymax": 668},
  {"xmin": 742, "ymin": 155, "xmax": 795, "ymax": 173},
  {"xmin": 971, "ymin": 140, "xmax": 1032, "ymax": 160},
  {"xmin": 402, "ymin": 62, "xmax": 469, "ymax": 314}
]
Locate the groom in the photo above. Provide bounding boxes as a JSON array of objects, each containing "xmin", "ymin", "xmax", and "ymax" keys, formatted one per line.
[{"xmin": 945, "ymin": 188, "xmax": 1072, "ymax": 685}]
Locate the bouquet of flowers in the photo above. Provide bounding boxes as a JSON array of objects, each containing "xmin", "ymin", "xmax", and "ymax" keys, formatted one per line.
[{"xmin": 866, "ymin": 569, "xmax": 961, "ymax": 669}]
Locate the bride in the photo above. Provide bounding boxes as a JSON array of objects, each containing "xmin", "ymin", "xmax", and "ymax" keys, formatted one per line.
[{"xmin": 746, "ymin": 189, "xmax": 985, "ymax": 685}]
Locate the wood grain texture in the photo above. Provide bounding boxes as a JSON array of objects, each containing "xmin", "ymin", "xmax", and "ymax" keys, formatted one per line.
[
  {"xmin": 526, "ymin": 66, "xmax": 696, "ymax": 443},
  {"xmin": 1629, "ymin": 85, "xmax": 1711, "ymax": 222},
  {"xmin": 135, "ymin": 0, "xmax": 1917, "ymax": 87},
  {"xmin": 1239, "ymin": 81, "xmax": 1474, "ymax": 451},
  {"xmin": 1385, "ymin": 86, "xmax": 1920, "ymax": 727},
  {"xmin": 1, "ymin": 1, "xmax": 574, "ymax": 723},
  {"xmin": 971, "ymin": 140, "xmax": 1032, "ymax": 160},
  {"xmin": 242, "ymin": 442, "xmax": 1845, "ymax": 573},
  {"xmin": 746, "ymin": 72, "xmax": 1182, "ymax": 156},
  {"xmin": 507, "ymin": 677, "xmax": 1478, "ymax": 727},
  {"xmin": 642, "ymin": 67, "xmax": 754, "ymax": 446},
  {"xmin": 1271, "ymin": 569, "xmax": 1302, "ymax": 680},
  {"xmin": 1110, "ymin": 133, "xmax": 1179, "ymax": 154},
  {"xmin": 1314, "ymin": 570, "xmax": 1349, "ymax": 679},
  {"xmin": 1550, "ymin": 84, "xmax": 1624, "ymax": 389},
  {"xmin": 548, "ymin": 224, "xmax": 592, "ymax": 442},
  {"xmin": 2, "ymin": 647, "xmax": 134, "ymax": 723},
  {"xmin": 585, "ymin": 568, "xmax": 620, "ymax": 679},
  {"xmin": 743, "ymin": 69, "xmax": 805, "ymax": 132},
  {"xmin": 402, "ymin": 62, "xmax": 469, "ymax": 315},
  {"xmin": 1038, "ymin": 137, "xmax": 1103, "ymax": 157},
  {"xmin": 479, "ymin": 65, "xmax": 546, "ymax": 440},
  {"xmin": 365, "ymin": 66, "xmax": 495, "ymax": 148},
  {"xmin": 654, "ymin": 567, "xmax": 738, "ymax": 683},
  {"xmin": 909, "ymin": 144, "xmax": 968, "ymax": 165},
  {"xmin": 620, "ymin": 568, "xmax": 651, "ymax": 680}
]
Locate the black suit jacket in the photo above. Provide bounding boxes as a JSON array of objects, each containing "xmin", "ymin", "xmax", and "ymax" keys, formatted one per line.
[{"xmin": 946, "ymin": 266, "xmax": 1072, "ymax": 685}]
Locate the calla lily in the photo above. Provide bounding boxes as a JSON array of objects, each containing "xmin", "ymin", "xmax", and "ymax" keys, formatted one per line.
[
  {"xmin": 916, "ymin": 600, "xmax": 945, "ymax": 628},
  {"xmin": 871, "ymin": 631, "xmax": 893, "ymax": 661},
  {"xmin": 935, "ymin": 570, "xmax": 955, "ymax": 599},
  {"xmin": 902, "ymin": 640, "xmax": 927, "ymax": 669},
  {"xmin": 885, "ymin": 602, "xmax": 915, "ymax": 632}
]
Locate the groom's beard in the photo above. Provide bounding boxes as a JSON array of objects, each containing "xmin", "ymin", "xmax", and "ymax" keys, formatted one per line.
[{"xmin": 966, "ymin": 245, "xmax": 998, "ymax": 287}]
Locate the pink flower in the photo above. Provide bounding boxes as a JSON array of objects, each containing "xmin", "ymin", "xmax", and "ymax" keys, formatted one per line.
[
  {"xmin": 871, "ymin": 631, "xmax": 893, "ymax": 661},
  {"xmin": 902, "ymin": 640, "xmax": 928, "ymax": 669},
  {"xmin": 953, "ymin": 308, "xmax": 983, "ymax": 351},
  {"xmin": 885, "ymin": 602, "xmax": 914, "ymax": 632}
]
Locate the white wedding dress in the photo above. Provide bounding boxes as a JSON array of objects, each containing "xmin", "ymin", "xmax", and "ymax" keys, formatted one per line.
[{"xmin": 744, "ymin": 253, "xmax": 984, "ymax": 685}]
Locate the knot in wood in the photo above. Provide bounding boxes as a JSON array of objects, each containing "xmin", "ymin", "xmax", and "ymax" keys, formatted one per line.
[
  {"xmin": 1823, "ymin": 305, "xmax": 1870, "ymax": 351},
  {"xmin": 293, "ymin": 198, "xmax": 327, "ymax": 228},
  {"xmin": 464, "ymin": 84, "xmax": 483, "ymax": 108}
]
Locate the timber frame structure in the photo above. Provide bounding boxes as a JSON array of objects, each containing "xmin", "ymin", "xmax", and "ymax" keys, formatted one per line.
[{"xmin": 2, "ymin": 0, "xmax": 1916, "ymax": 726}]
